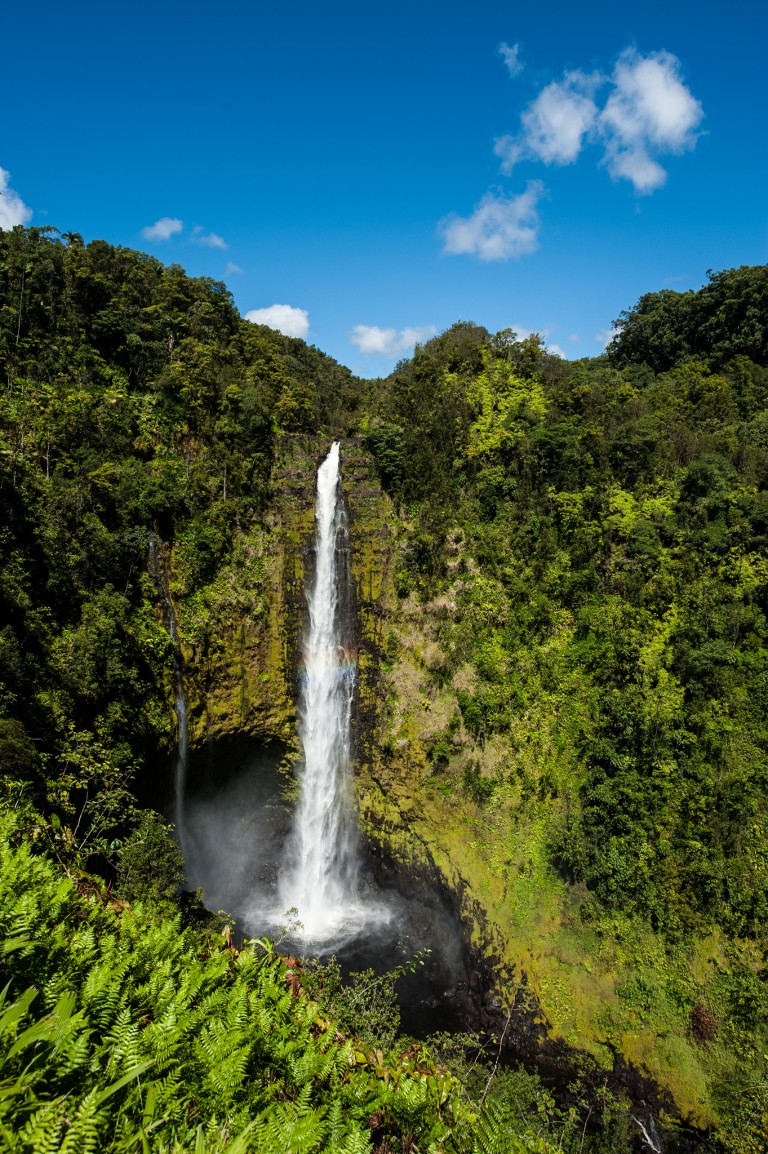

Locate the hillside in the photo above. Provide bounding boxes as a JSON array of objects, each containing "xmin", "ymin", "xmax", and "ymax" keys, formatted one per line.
[
  {"xmin": 358, "ymin": 303, "xmax": 768, "ymax": 1133},
  {"xmin": 1, "ymin": 225, "xmax": 768, "ymax": 1151}
]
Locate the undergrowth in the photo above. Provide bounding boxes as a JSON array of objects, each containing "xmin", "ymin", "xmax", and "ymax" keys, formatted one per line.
[{"xmin": 0, "ymin": 803, "xmax": 578, "ymax": 1153}]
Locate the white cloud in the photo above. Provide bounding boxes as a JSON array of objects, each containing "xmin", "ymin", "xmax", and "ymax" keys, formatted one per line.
[
  {"xmin": 192, "ymin": 226, "xmax": 228, "ymax": 250},
  {"xmin": 141, "ymin": 217, "xmax": 183, "ymax": 241},
  {"xmin": 604, "ymin": 146, "xmax": 666, "ymax": 193},
  {"xmin": 496, "ymin": 71, "xmax": 600, "ymax": 172},
  {"xmin": 245, "ymin": 304, "xmax": 310, "ymax": 339},
  {"xmin": 598, "ymin": 49, "xmax": 704, "ymax": 193},
  {"xmin": 492, "ymin": 135, "xmax": 523, "ymax": 174},
  {"xmin": 602, "ymin": 50, "xmax": 703, "ymax": 150},
  {"xmin": 495, "ymin": 48, "xmax": 703, "ymax": 194},
  {"xmin": 226, "ymin": 261, "xmax": 244, "ymax": 275},
  {"xmin": 594, "ymin": 326, "xmax": 620, "ymax": 348},
  {"xmin": 0, "ymin": 167, "xmax": 32, "ymax": 229},
  {"xmin": 439, "ymin": 182, "xmax": 544, "ymax": 262},
  {"xmin": 348, "ymin": 324, "xmax": 435, "ymax": 358},
  {"xmin": 498, "ymin": 41, "xmax": 523, "ymax": 77},
  {"xmin": 349, "ymin": 326, "xmax": 397, "ymax": 356}
]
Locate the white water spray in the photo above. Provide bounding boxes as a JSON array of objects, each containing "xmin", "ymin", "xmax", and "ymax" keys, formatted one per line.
[
  {"xmin": 279, "ymin": 442, "xmax": 362, "ymax": 941},
  {"xmin": 632, "ymin": 1108, "xmax": 663, "ymax": 1153}
]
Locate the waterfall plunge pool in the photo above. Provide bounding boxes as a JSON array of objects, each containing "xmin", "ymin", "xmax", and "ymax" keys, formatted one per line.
[{"xmin": 182, "ymin": 734, "xmax": 472, "ymax": 1039}]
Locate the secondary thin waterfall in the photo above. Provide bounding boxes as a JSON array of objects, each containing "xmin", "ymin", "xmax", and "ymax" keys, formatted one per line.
[
  {"xmin": 279, "ymin": 441, "xmax": 360, "ymax": 941},
  {"xmin": 149, "ymin": 535, "xmax": 189, "ymax": 857}
]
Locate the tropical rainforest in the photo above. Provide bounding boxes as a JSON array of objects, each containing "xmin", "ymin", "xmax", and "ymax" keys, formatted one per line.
[{"xmin": 1, "ymin": 224, "xmax": 767, "ymax": 1152}]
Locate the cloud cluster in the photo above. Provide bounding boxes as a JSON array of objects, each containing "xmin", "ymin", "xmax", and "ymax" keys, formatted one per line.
[
  {"xmin": 141, "ymin": 217, "xmax": 183, "ymax": 241},
  {"xmin": 439, "ymin": 182, "xmax": 544, "ymax": 262},
  {"xmin": 495, "ymin": 48, "xmax": 703, "ymax": 194},
  {"xmin": 245, "ymin": 304, "xmax": 310, "ymax": 339},
  {"xmin": 140, "ymin": 218, "xmax": 230, "ymax": 248},
  {"xmin": 0, "ymin": 167, "xmax": 32, "ymax": 230},
  {"xmin": 441, "ymin": 46, "xmax": 703, "ymax": 265},
  {"xmin": 348, "ymin": 324, "xmax": 436, "ymax": 358}
]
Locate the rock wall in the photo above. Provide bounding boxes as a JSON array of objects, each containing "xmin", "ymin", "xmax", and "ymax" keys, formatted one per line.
[
  {"xmin": 176, "ymin": 436, "xmax": 397, "ymax": 760},
  {"xmin": 162, "ymin": 433, "xmax": 712, "ymax": 1133}
]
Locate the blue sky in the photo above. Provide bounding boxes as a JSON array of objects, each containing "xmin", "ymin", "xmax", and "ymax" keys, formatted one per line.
[{"xmin": 1, "ymin": 0, "xmax": 766, "ymax": 376}]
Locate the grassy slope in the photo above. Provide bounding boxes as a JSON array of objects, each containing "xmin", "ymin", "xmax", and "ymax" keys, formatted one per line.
[{"xmin": 357, "ymin": 506, "xmax": 766, "ymax": 1131}]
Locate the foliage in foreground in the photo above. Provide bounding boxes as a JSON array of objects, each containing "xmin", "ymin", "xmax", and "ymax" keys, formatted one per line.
[
  {"xmin": 0, "ymin": 799, "xmax": 654, "ymax": 1153},
  {"xmin": 0, "ymin": 806, "xmax": 481, "ymax": 1153}
]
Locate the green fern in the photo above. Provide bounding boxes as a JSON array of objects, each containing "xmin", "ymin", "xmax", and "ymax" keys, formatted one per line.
[{"xmin": 0, "ymin": 805, "xmax": 561, "ymax": 1154}]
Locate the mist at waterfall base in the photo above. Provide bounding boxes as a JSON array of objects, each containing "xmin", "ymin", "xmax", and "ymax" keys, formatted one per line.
[
  {"xmin": 181, "ymin": 443, "xmax": 469, "ymax": 1037},
  {"xmin": 182, "ymin": 737, "xmax": 469, "ymax": 1037}
]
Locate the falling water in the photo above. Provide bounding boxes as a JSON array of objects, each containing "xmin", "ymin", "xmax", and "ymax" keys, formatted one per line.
[
  {"xmin": 149, "ymin": 535, "xmax": 189, "ymax": 856},
  {"xmin": 632, "ymin": 1106, "xmax": 664, "ymax": 1153},
  {"xmin": 171, "ymin": 657, "xmax": 189, "ymax": 857},
  {"xmin": 278, "ymin": 442, "xmax": 362, "ymax": 941}
]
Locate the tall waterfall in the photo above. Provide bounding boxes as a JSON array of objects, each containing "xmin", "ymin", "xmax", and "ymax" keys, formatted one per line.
[
  {"xmin": 279, "ymin": 441, "xmax": 361, "ymax": 941},
  {"xmin": 170, "ymin": 624, "xmax": 189, "ymax": 858}
]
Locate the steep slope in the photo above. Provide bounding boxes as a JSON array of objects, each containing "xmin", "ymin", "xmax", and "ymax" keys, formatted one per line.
[
  {"xmin": 353, "ymin": 315, "xmax": 768, "ymax": 1134},
  {"xmin": 3, "ymin": 227, "xmax": 768, "ymax": 1147}
]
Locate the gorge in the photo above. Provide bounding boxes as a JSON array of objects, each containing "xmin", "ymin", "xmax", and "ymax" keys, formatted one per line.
[
  {"xmin": 2, "ymin": 228, "xmax": 767, "ymax": 1152},
  {"xmin": 178, "ymin": 439, "xmax": 472, "ymax": 1037}
]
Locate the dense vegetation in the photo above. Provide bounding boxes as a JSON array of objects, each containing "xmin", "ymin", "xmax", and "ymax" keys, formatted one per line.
[
  {"xmin": 362, "ymin": 278, "xmax": 768, "ymax": 1147},
  {"xmin": 1, "ymin": 225, "xmax": 768, "ymax": 1149},
  {"xmin": 368, "ymin": 304, "xmax": 768, "ymax": 939},
  {"xmin": 0, "ymin": 225, "xmax": 362, "ymax": 830}
]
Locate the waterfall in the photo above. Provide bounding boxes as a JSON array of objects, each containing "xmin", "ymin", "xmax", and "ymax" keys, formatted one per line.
[
  {"xmin": 149, "ymin": 535, "xmax": 189, "ymax": 856},
  {"xmin": 632, "ymin": 1107, "xmax": 663, "ymax": 1153},
  {"xmin": 171, "ymin": 649, "xmax": 189, "ymax": 857},
  {"xmin": 278, "ymin": 441, "xmax": 361, "ymax": 941}
]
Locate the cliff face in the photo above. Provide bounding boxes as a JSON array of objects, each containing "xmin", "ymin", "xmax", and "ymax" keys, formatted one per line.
[
  {"xmin": 175, "ymin": 436, "xmax": 396, "ymax": 757},
  {"xmin": 167, "ymin": 436, "xmax": 717, "ymax": 1130}
]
